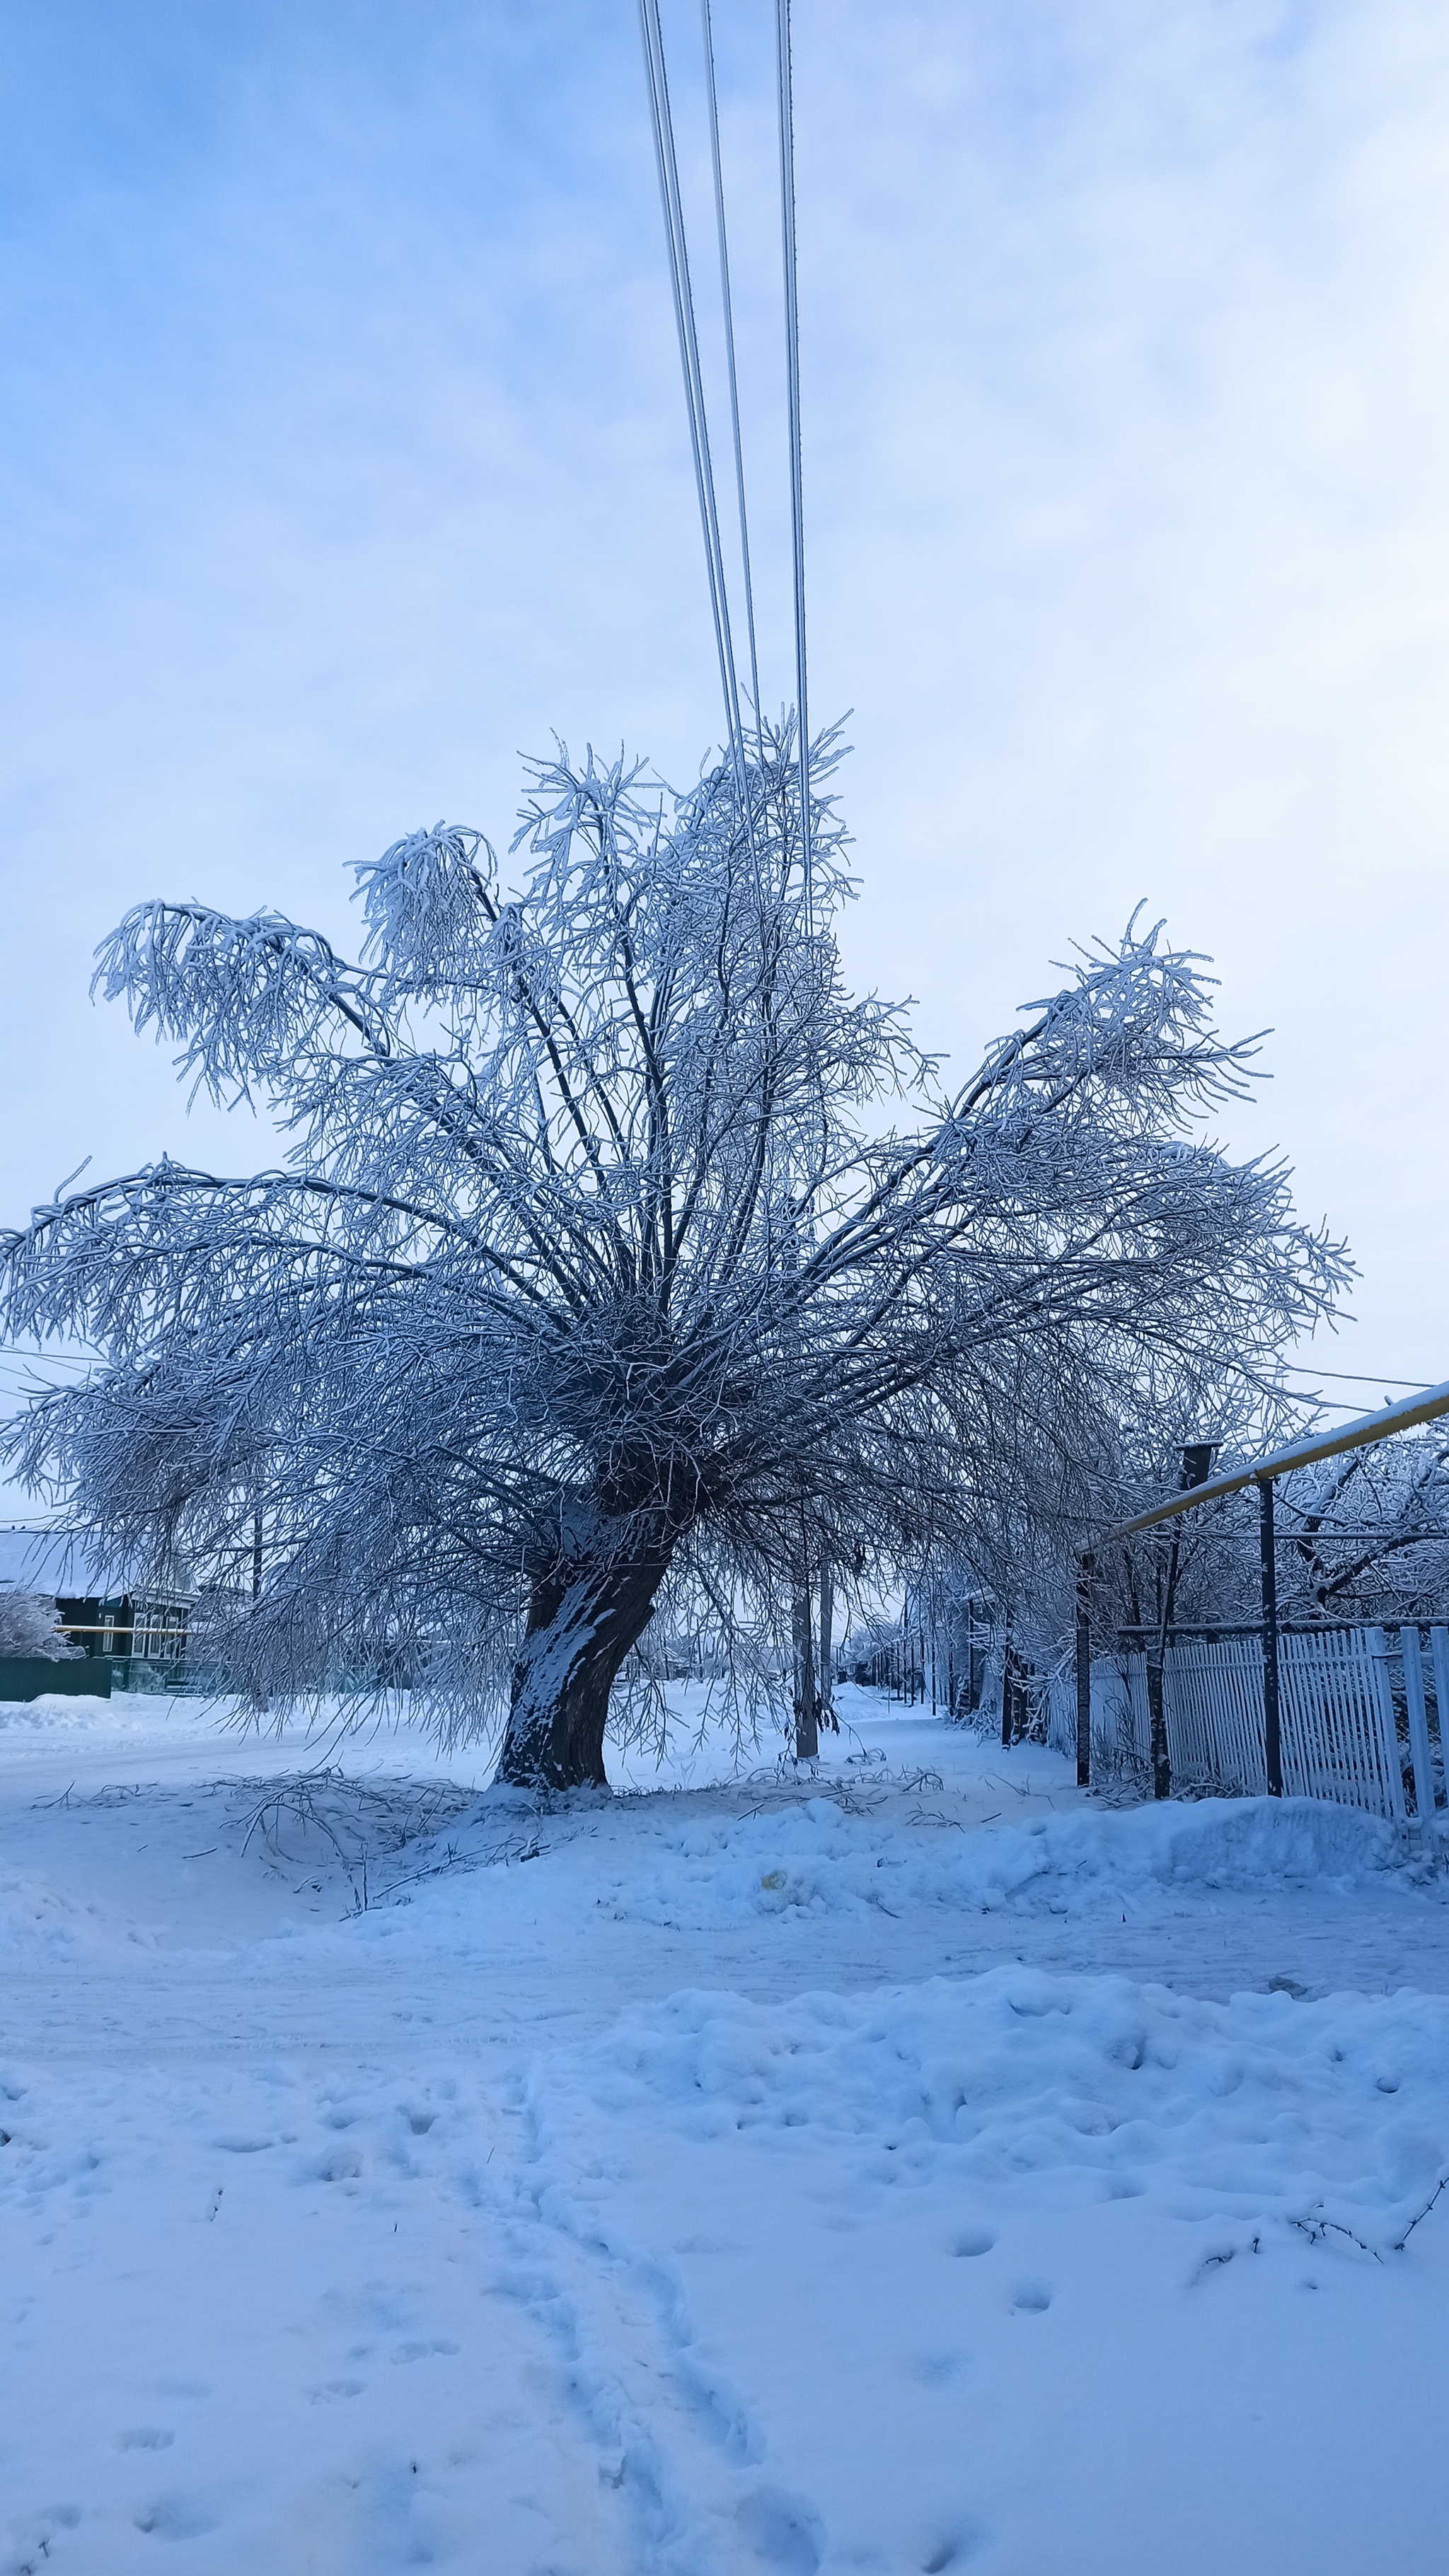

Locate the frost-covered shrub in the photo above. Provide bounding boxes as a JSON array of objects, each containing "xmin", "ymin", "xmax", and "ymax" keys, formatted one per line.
[{"xmin": 0, "ymin": 1589, "xmax": 79, "ymax": 1659}]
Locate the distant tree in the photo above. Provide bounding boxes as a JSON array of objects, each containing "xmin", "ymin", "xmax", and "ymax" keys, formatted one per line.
[
  {"xmin": 1, "ymin": 729, "xmax": 1346, "ymax": 1787},
  {"xmin": 0, "ymin": 1589, "xmax": 77, "ymax": 1660}
]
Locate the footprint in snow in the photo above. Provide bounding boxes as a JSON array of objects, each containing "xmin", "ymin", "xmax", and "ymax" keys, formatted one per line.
[
  {"xmin": 132, "ymin": 2493, "xmax": 221, "ymax": 2540},
  {"xmin": 920, "ymin": 2527, "xmax": 987, "ymax": 2571},
  {"xmin": 734, "ymin": 2485, "xmax": 825, "ymax": 2573}
]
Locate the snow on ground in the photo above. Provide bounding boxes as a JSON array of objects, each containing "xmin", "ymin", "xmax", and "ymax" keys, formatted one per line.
[{"xmin": 4, "ymin": 1683, "xmax": 1449, "ymax": 2572}]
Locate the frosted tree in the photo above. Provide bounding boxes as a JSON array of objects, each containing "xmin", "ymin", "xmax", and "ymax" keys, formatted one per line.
[
  {"xmin": 1278, "ymin": 1436, "xmax": 1449, "ymax": 1622},
  {"xmin": 1, "ymin": 729, "xmax": 1346, "ymax": 1786},
  {"xmin": 1131, "ymin": 1432, "xmax": 1449, "ymax": 1635},
  {"xmin": 0, "ymin": 1590, "xmax": 78, "ymax": 1661}
]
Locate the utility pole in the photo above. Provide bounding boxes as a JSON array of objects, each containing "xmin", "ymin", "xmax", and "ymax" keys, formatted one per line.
[
  {"xmin": 250, "ymin": 1499, "xmax": 269, "ymax": 1715},
  {"xmin": 1075, "ymin": 1554, "xmax": 1094, "ymax": 1789},
  {"xmin": 1146, "ymin": 1441, "xmax": 1216, "ymax": 1800},
  {"xmin": 818, "ymin": 1560, "xmax": 835, "ymax": 1731},
  {"xmin": 1259, "ymin": 1477, "xmax": 1283, "ymax": 1795},
  {"xmin": 793, "ymin": 1576, "xmax": 819, "ymax": 1760}
]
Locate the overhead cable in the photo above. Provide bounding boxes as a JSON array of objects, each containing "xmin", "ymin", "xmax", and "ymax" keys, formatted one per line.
[
  {"xmin": 637, "ymin": 0, "xmax": 749, "ymax": 772},
  {"xmin": 700, "ymin": 0, "xmax": 763, "ymax": 753},
  {"xmin": 773, "ymin": 0, "xmax": 812, "ymax": 922}
]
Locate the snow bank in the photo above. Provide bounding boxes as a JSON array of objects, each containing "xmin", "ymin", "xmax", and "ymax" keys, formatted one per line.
[
  {"xmin": 0, "ymin": 1692, "xmax": 120, "ymax": 1733},
  {"xmin": 0, "ymin": 1864, "xmax": 171, "ymax": 1961},
  {"xmin": 546, "ymin": 1962, "xmax": 1449, "ymax": 2241},
  {"xmin": 606, "ymin": 1792, "xmax": 1400, "ymax": 1930}
]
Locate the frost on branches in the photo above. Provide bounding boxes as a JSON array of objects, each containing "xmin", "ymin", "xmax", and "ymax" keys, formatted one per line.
[
  {"xmin": 0, "ymin": 729, "xmax": 1346, "ymax": 1786},
  {"xmin": 1092, "ymin": 1427, "xmax": 1449, "ymax": 1644},
  {"xmin": 0, "ymin": 1590, "xmax": 79, "ymax": 1661}
]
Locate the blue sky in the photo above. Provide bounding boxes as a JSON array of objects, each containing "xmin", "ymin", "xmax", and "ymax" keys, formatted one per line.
[{"xmin": 3, "ymin": 0, "xmax": 1448, "ymax": 1427}]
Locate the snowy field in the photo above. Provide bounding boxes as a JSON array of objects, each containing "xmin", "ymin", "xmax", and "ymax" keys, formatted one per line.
[{"xmin": 4, "ymin": 1684, "xmax": 1449, "ymax": 2573}]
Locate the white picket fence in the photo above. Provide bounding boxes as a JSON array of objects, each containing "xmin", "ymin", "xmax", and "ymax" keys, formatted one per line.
[{"xmin": 1044, "ymin": 1625, "xmax": 1449, "ymax": 1823}]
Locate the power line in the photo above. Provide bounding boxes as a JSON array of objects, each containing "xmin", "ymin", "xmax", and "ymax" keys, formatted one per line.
[
  {"xmin": 1308, "ymin": 1396, "xmax": 1409, "ymax": 1414},
  {"xmin": 1285, "ymin": 1366, "xmax": 1433, "ymax": 1388},
  {"xmin": 0, "ymin": 1346, "xmax": 98, "ymax": 1369},
  {"xmin": 637, "ymin": 0, "xmax": 749, "ymax": 770},
  {"xmin": 636, "ymin": 0, "xmax": 812, "ymax": 901},
  {"xmin": 773, "ymin": 0, "xmax": 812, "ymax": 923},
  {"xmin": 700, "ymin": 0, "xmax": 763, "ymax": 754}
]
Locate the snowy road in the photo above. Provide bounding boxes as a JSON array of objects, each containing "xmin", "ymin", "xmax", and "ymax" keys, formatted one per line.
[{"xmin": 4, "ymin": 1688, "xmax": 1449, "ymax": 2572}]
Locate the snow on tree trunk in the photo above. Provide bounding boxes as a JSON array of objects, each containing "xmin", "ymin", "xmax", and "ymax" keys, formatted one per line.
[{"xmin": 498, "ymin": 1544, "xmax": 671, "ymax": 1791}]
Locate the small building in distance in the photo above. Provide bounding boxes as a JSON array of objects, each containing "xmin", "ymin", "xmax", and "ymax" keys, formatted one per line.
[{"xmin": 0, "ymin": 1526, "xmax": 192, "ymax": 1697}]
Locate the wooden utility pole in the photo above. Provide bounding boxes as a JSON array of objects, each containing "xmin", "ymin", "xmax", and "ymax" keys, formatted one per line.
[
  {"xmin": 1147, "ymin": 1442, "xmax": 1215, "ymax": 1799},
  {"xmin": 1259, "ymin": 1478, "xmax": 1283, "ymax": 1795},
  {"xmin": 793, "ymin": 1578, "xmax": 819, "ymax": 1760},
  {"xmin": 818, "ymin": 1561, "xmax": 834, "ymax": 1731},
  {"xmin": 1075, "ymin": 1555, "xmax": 1093, "ymax": 1788}
]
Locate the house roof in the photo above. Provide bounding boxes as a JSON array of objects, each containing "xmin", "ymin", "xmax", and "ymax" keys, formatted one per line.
[{"xmin": 0, "ymin": 1526, "xmax": 134, "ymax": 1598}]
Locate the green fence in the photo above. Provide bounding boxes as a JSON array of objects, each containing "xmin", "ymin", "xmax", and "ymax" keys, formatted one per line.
[{"xmin": 0, "ymin": 1657, "xmax": 112, "ymax": 1702}]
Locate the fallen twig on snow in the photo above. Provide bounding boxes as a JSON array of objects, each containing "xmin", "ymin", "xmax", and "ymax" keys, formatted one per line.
[{"xmin": 1393, "ymin": 2172, "xmax": 1449, "ymax": 2252}]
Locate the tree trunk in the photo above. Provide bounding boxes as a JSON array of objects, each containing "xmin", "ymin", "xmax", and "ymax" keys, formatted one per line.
[{"xmin": 497, "ymin": 1548, "xmax": 670, "ymax": 1792}]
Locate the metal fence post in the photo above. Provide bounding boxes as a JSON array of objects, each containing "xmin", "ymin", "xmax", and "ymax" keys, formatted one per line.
[
  {"xmin": 1075, "ymin": 1555, "xmax": 1093, "ymax": 1788},
  {"xmin": 1258, "ymin": 1478, "xmax": 1283, "ymax": 1795}
]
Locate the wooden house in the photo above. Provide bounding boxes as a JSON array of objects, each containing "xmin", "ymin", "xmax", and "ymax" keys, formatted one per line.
[{"xmin": 0, "ymin": 1526, "xmax": 192, "ymax": 1692}]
